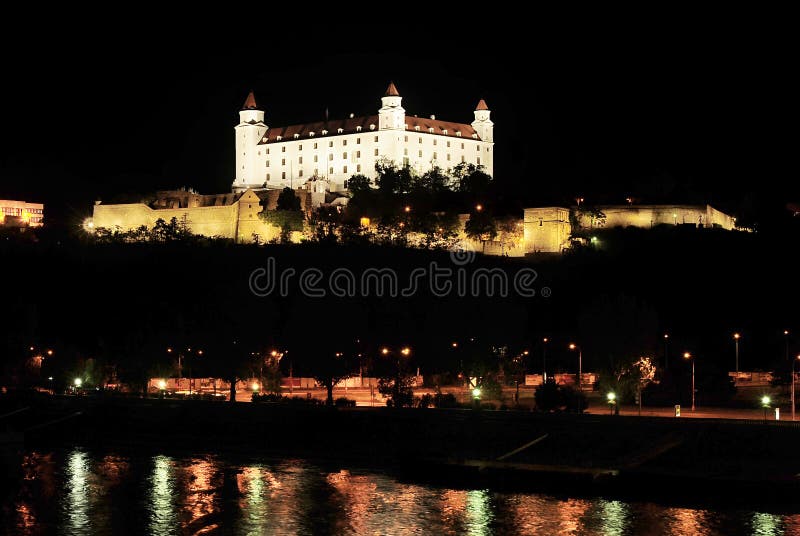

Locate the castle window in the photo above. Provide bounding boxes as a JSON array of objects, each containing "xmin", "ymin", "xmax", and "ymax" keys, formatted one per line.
[
  {"xmin": 428, "ymin": 128, "xmax": 434, "ymax": 133},
  {"xmin": 299, "ymin": 145, "xmax": 302, "ymax": 151},
  {"xmin": 343, "ymin": 139, "xmax": 347, "ymax": 146},
  {"xmin": 418, "ymin": 137, "xmax": 422, "ymax": 144},
  {"xmin": 343, "ymin": 152, "xmax": 347, "ymax": 159},
  {"xmin": 414, "ymin": 126, "xmax": 420, "ymax": 131},
  {"xmin": 477, "ymin": 157, "xmax": 481, "ymax": 166},
  {"xmin": 476, "ymin": 145, "xmax": 480, "ymax": 151},
  {"xmin": 374, "ymin": 135, "xmax": 378, "ymax": 142},
  {"xmin": 433, "ymin": 139, "xmax": 437, "ymax": 146},
  {"xmin": 299, "ymin": 169, "xmax": 303, "ymax": 177},
  {"xmin": 329, "ymin": 154, "xmax": 333, "ymax": 161},
  {"xmin": 418, "ymin": 150, "xmax": 422, "ymax": 157},
  {"xmin": 337, "ymin": 128, "xmax": 343, "ymax": 134},
  {"xmin": 314, "ymin": 142, "xmax": 318, "ymax": 149},
  {"xmin": 447, "ymin": 154, "xmax": 451, "ymax": 161},
  {"xmin": 357, "ymin": 164, "xmax": 361, "ymax": 172},
  {"xmin": 456, "ymin": 132, "xmax": 461, "ymax": 137},
  {"xmin": 310, "ymin": 132, "xmax": 315, "ymax": 137},
  {"xmin": 461, "ymin": 143, "xmax": 465, "ymax": 149},
  {"xmin": 329, "ymin": 141, "xmax": 333, "ymax": 148},
  {"xmin": 539, "ymin": 218, "xmax": 543, "ymax": 226},
  {"xmin": 433, "ymin": 152, "xmax": 437, "ymax": 160},
  {"xmin": 266, "ymin": 160, "xmax": 270, "ymax": 167},
  {"xmin": 281, "ymin": 158, "xmax": 285, "ymax": 165},
  {"xmin": 343, "ymin": 165, "xmax": 348, "ymax": 174},
  {"xmin": 277, "ymin": 136, "xmax": 282, "ymax": 141},
  {"xmin": 266, "ymin": 149, "xmax": 270, "ymax": 154},
  {"xmin": 443, "ymin": 130, "xmax": 448, "ymax": 136},
  {"xmin": 404, "ymin": 136, "xmax": 408, "ymax": 142},
  {"xmin": 374, "ymin": 149, "xmax": 379, "ymax": 156},
  {"xmin": 282, "ymin": 146, "xmax": 286, "ymax": 152},
  {"xmin": 447, "ymin": 141, "xmax": 450, "ymax": 148},
  {"xmin": 314, "ymin": 155, "xmax": 318, "ymax": 162},
  {"xmin": 329, "ymin": 167, "xmax": 334, "ymax": 174},
  {"xmin": 266, "ymin": 173, "xmax": 271, "ymax": 180},
  {"xmin": 322, "ymin": 130, "xmax": 328, "ymax": 135},
  {"xmin": 299, "ymin": 156, "xmax": 303, "ymax": 164},
  {"xmin": 344, "ymin": 179, "xmax": 349, "ymax": 188},
  {"xmin": 314, "ymin": 168, "xmax": 318, "ymax": 175},
  {"xmin": 294, "ymin": 133, "xmax": 299, "ymax": 139},
  {"xmin": 461, "ymin": 156, "xmax": 465, "ymax": 163},
  {"xmin": 356, "ymin": 150, "xmax": 361, "ymax": 158},
  {"xmin": 282, "ymin": 172, "xmax": 286, "ymax": 180},
  {"xmin": 472, "ymin": 134, "xmax": 478, "ymax": 139},
  {"xmin": 257, "ymin": 151, "xmax": 261, "ymax": 156},
  {"xmin": 370, "ymin": 124, "xmax": 375, "ymax": 130},
  {"xmin": 404, "ymin": 148, "xmax": 408, "ymax": 156},
  {"xmin": 356, "ymin": 126, "xmax": 362, "ymax": 132},
  {"xmin": 356, "ymin": 138, "xmax": 361, "ymax": 144}
]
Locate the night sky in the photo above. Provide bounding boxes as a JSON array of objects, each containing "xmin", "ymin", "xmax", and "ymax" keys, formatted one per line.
[{"xmin": 0, "ymin": 19, "xmax": 794, "ymax": 230}]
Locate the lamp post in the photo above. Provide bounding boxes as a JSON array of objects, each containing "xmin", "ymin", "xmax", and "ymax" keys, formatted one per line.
[
  {"xmin": 785, "ymin": 330, "xmax": 790, "ymax": 362},
  {"xmin": 568, "ymin": 343, "xmax": 582, "ymax": 391},
  {"xmin": 733, "ymin": 333, "xmax": 740, "ymax": 373},
  {"xmin": 607, "ymin": 392, "xmax": 616, "ymax": 415},
  {"xmin": 542, "ymin": 337, "xmax": 549, "ymax": 383},
  {"xmin": 684, "ymin": 352, "xmax": 695, "ymax": 411},
  {"xmin": 762, "ymin": 395, "xmax": 771, "ymax": 423},
  {"xmin": 663, "ymin": 334, "xmax": 669, "ymax": 370}
]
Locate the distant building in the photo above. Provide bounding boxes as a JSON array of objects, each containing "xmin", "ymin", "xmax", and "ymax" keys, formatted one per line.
[
  {"xmin": 233, "ymin": 82, "xmax": 494, "ymax": 194},
  {"xmin": 0, "ymin": 199, "xmax": 44, "ymax": 227}
]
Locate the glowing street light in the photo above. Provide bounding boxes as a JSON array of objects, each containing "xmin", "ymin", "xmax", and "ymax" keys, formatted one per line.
[
  {"xmin": 684, "ymin": 352, "xmax": 695, "ymax": 411},
  {"xmin": 607, "ymin": 392, "xmax": 616, "ymax": 415},
  {"xmin": 663, "ymin": 333, "xmax": 670, "ymax": 369},
  {"xmin": 733, "ymin": 333, "xmax": 740, "ymax": 373},
  {"xmin": 475, "ymin": 204, "xmax": 483, "ymax": 212},
  {"xmin": 542, "ymin": 337, "xmax": 549, "ymax": 382},
  {"xmin": 158, "ymin": 380, "xmax": 167, "ymax": 390},
  {"xmin": 381, "ymin": 347, "xmax": 389, "ymax": 355},
  {"xmin": 73, "ymin": 378, "xmax": 82, "ymax": 387},
  {"xmin": 568, "ymin": 343, "xmax": 582, "ymax": 399},
  {"xmin": 252, "ymin": 382, "xmax": 260, "ymax": 392},
  {"xmin": 451, "ymin": 342, "xmax": 458, "ymax": 348},
  {"xmin": 762, "ymin": 395, "xmax": 772, "ymax": 422},
  {"xmin": 472, "ymin": 387, "xmax": 481, "ymax": 398},
  {"xmin": 404, "ymin": 205, "xmax": 411, "ymax": 213},
  {"xmin": 401, "ymin": 347, "xmax": 411, "ymax": 356}
]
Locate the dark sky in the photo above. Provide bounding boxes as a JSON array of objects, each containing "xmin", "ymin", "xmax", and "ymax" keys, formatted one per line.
[{"xmin": 0, "ymin": 17, "xmax": 794, "ymax": 229}]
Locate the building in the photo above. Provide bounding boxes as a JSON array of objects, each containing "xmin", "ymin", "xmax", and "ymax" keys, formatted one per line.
[
  {"xmin": 233, "ymin": 82, "xmax": 494, "ymax": 194},
  {"xmin": 0, "ymin": 199, "xmax": 44, "ymax": 227}
]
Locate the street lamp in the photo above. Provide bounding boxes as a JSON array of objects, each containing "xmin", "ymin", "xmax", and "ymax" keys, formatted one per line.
[
  {"xmin": 568, "ymin": 343, "xmax": 582, "ymax": 394},
  {"xmin": 733, "ymin": 333, "xmax": 740, "ymax": 373},
  {"xmin": 74, "ymin": 378, "xmax": 82, "ymax": 388},
  {"xmin": 684, "ymin": 352, "xmax": 695, "ymax": 411},
  {"xmin": 762, "ymin": 395, "xmax": 771, "ymax": 423},
  {"xmin": 607, "ymin": 392, "xmax": 616, "ymax": 415},
  {"xmin": 785, "ymin": 330, "xmax": 790, "ymax": 362},
  {"xmin": 542, "ymin": 337, "xmax": 549, "ymax": 382},
  {"xmin": 663, "ymin": 333, "xmax": 669, "ymax": 370}
]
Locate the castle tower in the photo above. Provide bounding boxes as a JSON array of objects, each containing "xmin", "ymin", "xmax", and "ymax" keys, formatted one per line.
[
  {"xmin": 471, "ymin": 99, "xmax": 493, "ymax": 143},
  {"xmin": 378, "ymin": 82, "xmax": 405, "ymax": 130},
  {"xmin": 234, "ymin": 91, "xmax": 268, "ymax": 192}
]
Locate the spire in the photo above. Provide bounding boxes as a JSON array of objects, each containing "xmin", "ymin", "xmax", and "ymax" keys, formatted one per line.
[
  {"xmin": 384, "ymin": 81, "xmax": 400, "ymax": 97},
  {"xmin": 242, "ymin": 91, "xmax": 258, "ymax": 110},
  {"xmin": 475, "ymin": 99, "xmax": 489, "ymax": 111}
]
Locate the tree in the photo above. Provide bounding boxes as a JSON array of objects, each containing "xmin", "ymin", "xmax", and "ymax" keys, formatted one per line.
[
  {"xmin": 453, "ymin": 162, "xmax": 492, "ymax": 197},
  {"xmin": 313, "ymin": 352, "xmax": 354, "ymax": 406},
  {"xmin": 347, "ymin": 174, "xmax": 373, "ymax": 195},
  {"xmin": 276, "ymin": 187, "xmax": 301, "ymax": 211},
  {"xmin": 464, "ymin": 210, "xmax": 497, "ymax": 252},
  {"xmin": 260, "ymin": 188, "xmax": 304, "ymax": 243},
  {"xmin": 375, "ymin": 159, "xmax": 414, "ymax": 195}
]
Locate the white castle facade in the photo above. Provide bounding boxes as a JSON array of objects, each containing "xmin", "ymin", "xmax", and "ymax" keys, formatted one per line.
[{"xmin": 233, "ymin": 82, "xmax": 494, "ymax": 194}]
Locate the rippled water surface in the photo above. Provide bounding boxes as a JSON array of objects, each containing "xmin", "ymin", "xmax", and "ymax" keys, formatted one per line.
[{"xmin": 2, "ymin": 447, "xmax": 799, "ymax": 535}]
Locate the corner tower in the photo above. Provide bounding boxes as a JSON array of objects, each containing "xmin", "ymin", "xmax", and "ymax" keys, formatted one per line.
[
  {"xmin": 471, "ymin": 99, "xmax": 493, "ymax": 143},
  {"xmin": 378, "ymin": 82, "xmax": 405, "ymax": 130},
  {"xmin": 234, "ymin": 91, "xmax": 268, "ymax": 192}
]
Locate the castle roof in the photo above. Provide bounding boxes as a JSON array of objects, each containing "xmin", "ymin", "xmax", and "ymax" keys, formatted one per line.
[
  {"xmin": 257, "ymin": 115, "xmax": 480, "ymax": 144},
  {"xmin": 475, "ymin": 99, "xmax": 489, "ymax": 111},
  {"xmin": 384, "ymin": 81, "xmax": 400, "ymax": 97},
  {"xmin": 242, "ymin": 91, "xmax": 258, "ymax": 110}
]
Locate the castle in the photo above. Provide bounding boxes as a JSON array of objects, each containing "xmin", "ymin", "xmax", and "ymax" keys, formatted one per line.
[
  {"xmin": 90, "ymin": 82, "xmax": 736, "ymax": 253},
  {"xmin": 233, "ymin": 82, "xmax": 494, "ymax": 194}
]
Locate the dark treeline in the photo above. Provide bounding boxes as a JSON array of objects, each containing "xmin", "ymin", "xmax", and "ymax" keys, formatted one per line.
[{"xmin": 1, "ymin": 217, "xmax": 799, "ymax": 403}]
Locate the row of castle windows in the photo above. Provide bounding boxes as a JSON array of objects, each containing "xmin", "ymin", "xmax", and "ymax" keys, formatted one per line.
[
  {"xmin": 259, "ymin": 137, "xmax": 488, "ymax": 155},
  {"xmin": 266, "ymin": 164, "xmax": 365, "ymax": 182},
  {"xmin": 265, "ymin": 150, "xmax": 480, "ymax": 168}
]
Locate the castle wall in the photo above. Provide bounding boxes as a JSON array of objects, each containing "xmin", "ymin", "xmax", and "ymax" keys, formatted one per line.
[
  {"xmin": 579, "ymin": 205, "xmax": 735, "ymax": 230},
  {"xmin": 523, "ymin": 207, "xmax": 571, "ymax": 254}
]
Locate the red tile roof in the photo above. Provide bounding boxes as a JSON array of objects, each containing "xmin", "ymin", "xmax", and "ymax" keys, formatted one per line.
[
  {"xmin": 475, "ymin": 99, "xmax": 489, "ymax": 111},
  {"xmin": 242, "ymin": 91, "xmax": 258, "ymax": 110},
  {"xmin": 257, "ymin": 115, "xmax": 479, "ymax": 144},
  {"xmin": 384, "ymin": 81, "xmax": 400, "ymax": 97}
]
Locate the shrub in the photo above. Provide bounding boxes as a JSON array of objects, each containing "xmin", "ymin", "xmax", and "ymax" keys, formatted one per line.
[
  {"xmin": 334, "ymin": 397, "xmax": 356, "ymax": 408},
  {"xmin": 433, "ymin": 392, "xmax": 459, "ymax": 408},
  {"xmin": 418, "ymin": 394, "xmax": 434, "ymax": 408}
]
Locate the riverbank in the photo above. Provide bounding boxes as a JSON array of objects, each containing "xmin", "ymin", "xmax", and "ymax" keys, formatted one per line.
[{"xmin": 4, "ymin": 394, "xmax": 800, "ymax": 505}]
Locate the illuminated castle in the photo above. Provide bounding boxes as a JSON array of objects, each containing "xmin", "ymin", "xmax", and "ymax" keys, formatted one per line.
[{"xmin": 233, "ymin": 82, "xmax": 494, "ymax": 194}]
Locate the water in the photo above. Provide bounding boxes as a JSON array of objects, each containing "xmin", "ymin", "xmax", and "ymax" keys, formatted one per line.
[{"xmin": 1, "ymin": 447, "xmax": 798, "ymax": 535}]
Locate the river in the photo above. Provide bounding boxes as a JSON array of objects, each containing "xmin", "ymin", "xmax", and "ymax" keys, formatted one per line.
[{"xmin": 1, "ymin": 447, "xmax": 797, "ymax": 535}]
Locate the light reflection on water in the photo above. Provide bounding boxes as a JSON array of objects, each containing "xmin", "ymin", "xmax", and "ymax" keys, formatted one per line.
[{"xmin": 3, "ymin": 447, "xmax": 800, "ymax": 535}]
